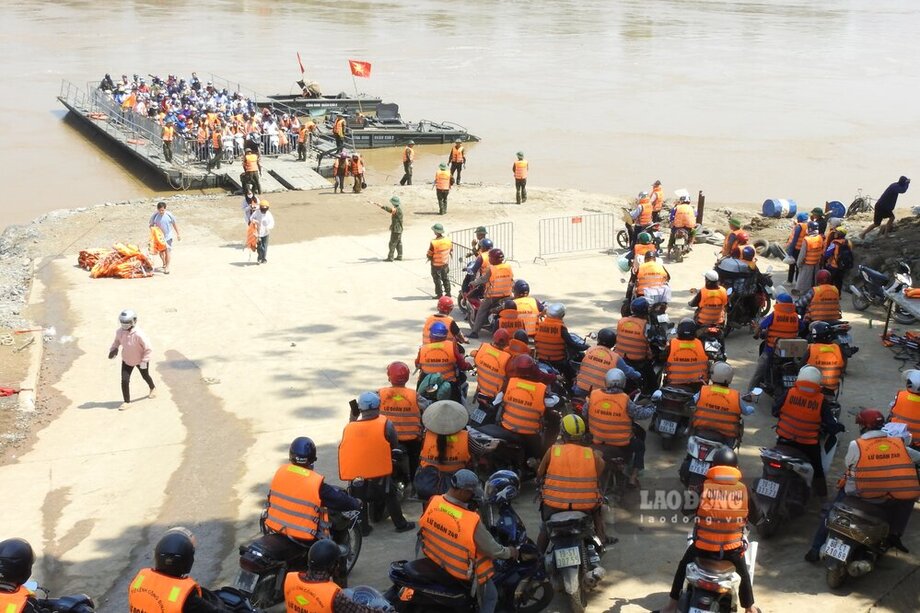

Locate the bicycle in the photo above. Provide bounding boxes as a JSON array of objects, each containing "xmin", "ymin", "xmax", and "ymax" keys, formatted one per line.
[{"xmin": 846, "ymin": 187, "xmax": 875, "ymax": 217}]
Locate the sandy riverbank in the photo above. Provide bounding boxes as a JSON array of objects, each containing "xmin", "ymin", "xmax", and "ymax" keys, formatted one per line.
[{"xmin": 0, "ymin": 183, "xmax": 916, "ymax": 612}]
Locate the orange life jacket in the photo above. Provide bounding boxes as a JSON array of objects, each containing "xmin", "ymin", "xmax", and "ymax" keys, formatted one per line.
[
  {"xmin": 513, "ymin": 159, "xmax": 528, "ymax": 179},
  {"xmin": 421, "ymin": 495, "xmax": 494, "ymax": 584},
  {"xmin": 423, "ymin": 314, "xmax": 456, "ymax": 345},
  {"xmin": 246, "ymin": 221, "xmax": 258, "ymax": 252},
  {"xmin": 636, "ymin": 261, "xmax": 667, "ymax": 295},
  {"xmin": 721, "ymin": 229, "xmax": 744, "ymax": 257},
  {"xmin": 497, "ymin": 309, "xmax": 524, "ymax": 333},
  {"xmin": 211, "ymin": 129, "xmax": 222, "ymax": 148},
  {"xmin": 616, "ymin": 316, "xmax": 650, "ymax": 361},
  {"xmin": 150, "ymin": 226, "xmax": 167, "ymax": 253},
  {"xmin": 450, "ymin": 146, "xmax": 464, "ymax": 163},
  {"xmin": 243, "ymin": 153, "xmax": 259, "ymax": 173},
  {"xmin": 632, "ymin": 243, "xmax": 657, "ymax": 271},
  {"xmin": 673, "ymin": 204, "xmax": 695, "ymax": 228},
  {"xmin": 651, "ymin": 185, "xmax": 665, "ymax": 212},
  {"xmin": 128, "ymin": 569, "xmax": 201, "ymax": 613},
  {"xmin": 507, "ymin": 337, "xmax": 531, "ymax": 357},
  {"xmin": 766, "ymin": 302, "xmax": 799, "ymax": 349},
  {"xmin": 500, "ymin": 377, "xmax": 547, "ymax": 435},
  {"xmin": 333, "ymin": 117, "xmax": 346, "ymax": 137},
  {"xmin": 803, "ymin": 234, "xmax": 824, "ymax": 265},
  {"xmin": 0, "ymin": 586, "xmax": 30, "ymax": 613},
  {"xmin": 402, "ymin": 146, "xmax": 414, "ymax": 162},
  {"xmin": 637, "ymin": 199, "xmax": 653, "ymax": 225},
  {"xmin": 435, "ymin": 169, "xmax": 451, "ymax": 190},
  {"xmin": 587, "ymin": 390, "xmax": 632, "ymax": 446},
  {"xmin": 787, "ymin": 221, "xmax": 808, "ymax": 251},
  {"xmin": 805, "ymin": 343, "xmax": 844, "ymax": 390},
  {"xmin": 429, "ymin": 237, "xmax": 452, "ymax": 267},
  {"xmin": 890, "ymin": 389, "xmax": 920, "ymax": 443},
  {"xmin": 283, "ymin": 573, "xmax": 340, "ymax": 613},
  {"xmin": 162, "ymin": 125, "xmax": 174, "ymax": 142},
  {"xmin": 338, "ymin": 417, "xmax": 393, "ymax": 480},
  {"xmin": 264, "ymin": 464, "xmax": 330, "ymax": 541},
  {"xmin": 806, "ymin": 285, "xmax": 841, "ymax": 322},
  {"xmin": 419, "ymin": 430, "xmax": 471, "ymax": 472},
  {"xmin": 378, "ymin": 386, "xmax": 422, "ymax": 442},
  {"xmin": 851, "ymin": 436, "xmax": 920, "ymax": 500},
  {"xmin": 513, "ymin": 296, "xmax": 540, "ymax": 335},
  {"xmin": 487, "ymin": 263, "xmax": 514, "ymax": 298},
  {"xmin": 576, "ymin": 346, "xmax": 619, "ymax": 392},
  {"xmin": 542, "ymin": 443, "xmax": 601, "ymax": 511},
  {"xmin": 693, "ymin": 466, "xmax": 747, "ymax": 552},
  {"xmin": 418, "ymin": 341, "xmax": 458, "ymax": 382},
  {"xmin": 665, "ymin": 338, "xmax": 709, "ymax": 385},
  {"xmin": 693, "ymin": 385, "xmax": 742, "ymax": 438},
  {"xmin": 776, "ymin": 381, "xmax": 823, "ymax": 445},
  {"xmin": 695, "ymin": 287, "xmax": 728, "ymax": 325},
  {"xmin": 350, "ymin": 158, "xmax": 364, "ymax": 175},
  {"xmin": 534, "ymin": 317, "xmax": 566, "ymax": 362},
  {"xmin": 474, "ymin": 343, "xmax": 511, "ymax": 398},
  {"xmin": 826, "ymin": 238, "xmax": 851, "ymax": 270}
]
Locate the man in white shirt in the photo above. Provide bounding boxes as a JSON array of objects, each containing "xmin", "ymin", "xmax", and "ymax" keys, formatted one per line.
[{"xmin": 249, "ymin": 201, "xmax": 275, "ymax": 264}]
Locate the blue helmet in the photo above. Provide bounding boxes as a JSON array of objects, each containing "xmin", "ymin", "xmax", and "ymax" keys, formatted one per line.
[
  {"xmin": 630, "ymin": 297, "xmax": 650, "ymax": 317},
  {"xmin": 429, "ymin": 321, "xmax": 449, "ymax": 341},
  {"xmin": 289, "ymin": 436, "xmax": 317, "ymax": 466},
  {"xmin": 357, "ymin": 391, "xmax": 380, "ymax": 411},
  {"xmin": 796, "ymin": 212, "xmax": 809, "ymax": 222},
  {"xmin": 479, "ymin": 238, "xmax": 494, "ymax": 251},
  {"xmin": 776, "ymin": 293, "xmax": 793, "ymax": 304},
  {"xmin": 484, "ymin": 469, "xmax": 520, "ymax": 503}
]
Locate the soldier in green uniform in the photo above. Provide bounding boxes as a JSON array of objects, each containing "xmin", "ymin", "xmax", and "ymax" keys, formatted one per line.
[{"xmin": 378, "ymin": 195, "xmax": 404, "ymax": 261}]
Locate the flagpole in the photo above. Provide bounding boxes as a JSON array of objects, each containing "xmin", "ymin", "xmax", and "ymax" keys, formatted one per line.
[{"xmin": 352, "ymin": 73, "xmax": 363, "ymax": 116}]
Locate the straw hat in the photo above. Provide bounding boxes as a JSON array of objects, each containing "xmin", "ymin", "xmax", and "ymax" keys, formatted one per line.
[{"xmin": 422, "ymin": 400, "xmax": 469, "ymax": 435}]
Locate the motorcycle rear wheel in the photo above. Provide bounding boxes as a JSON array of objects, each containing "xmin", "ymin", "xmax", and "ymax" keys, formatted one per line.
[
  {"xmin": 826, "ymin": 564, "xmax": 848, "ymax": 589},
  {"xmin": 756, "ymin": 516, "xmax": 778, "ymax": 540},
  {"xmin": 850, "ymin": 285, "xmax": 870, "ymax": 311},
  {"xmin": 893, "ymin": 305, "xmax": 917, "ymax": 325},
  {"xmin": 514, "ymin": 577, "xmax": 554, "ymax": 613},
  {"xmin": 566, "ymin": 586, "xmax": 587, "ymax": 613},
  {"xmin": 616, "ymin": 229, "xmax": 630, "ymax": 250},
  {"xmin": 342, "ymin": 524, "xmax": 363, "ymax": 576},
  {"xmin": 668, "ymin": 245, "xmax": 683, "ymax": 263}
]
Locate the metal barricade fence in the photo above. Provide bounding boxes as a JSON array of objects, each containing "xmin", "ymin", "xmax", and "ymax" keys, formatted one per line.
[
  {"xmin": 447, "ymin": 244, "xmax": 475, "ymax": 288},
  {"xmin": 447, "ymin": 222, "xmax": 515, "ymax": 287},
  {"xmin": 534, "ymin": 213, "xmax": 616, "ymax": 263}
]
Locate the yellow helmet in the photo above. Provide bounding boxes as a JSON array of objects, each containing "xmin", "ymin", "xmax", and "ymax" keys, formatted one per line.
[{"xmin": 561, "ymin": 414, "xmax": 587, "ymax": 439}]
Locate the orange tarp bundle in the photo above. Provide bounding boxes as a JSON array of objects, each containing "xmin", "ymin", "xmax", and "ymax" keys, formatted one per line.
[
  {"xmin": 149, "ymin": 226, "xmax": 167, "ymax": 254},
  {"xmin": 246, "ymin": 221, "xmax": 258, "ymax": 252},
  {"xmin": 78, "ymin": 248, "xmax": 111, "ymax": 270},
  {"xmin": 84, "ymin": 243, "xmax": 154, "ymax": 279}
]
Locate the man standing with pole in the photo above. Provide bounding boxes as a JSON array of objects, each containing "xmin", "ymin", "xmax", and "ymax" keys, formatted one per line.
[{"xmin": 376, "ymin": 196, "xmax": 403, "ymax": 261}]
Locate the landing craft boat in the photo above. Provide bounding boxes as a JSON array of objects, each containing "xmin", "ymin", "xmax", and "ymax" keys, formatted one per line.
[{"xmin": 260, "ymin": 93, "xmax": 383, "ymax": 117}]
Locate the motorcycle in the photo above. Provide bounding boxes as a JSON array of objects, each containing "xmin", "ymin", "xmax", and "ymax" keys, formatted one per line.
[
  {"xmin": 668, "ymin": 227, "xmax": 692, "ymax": 263},
  {"xmin": 723, "ymin": 274, "xmax": 774, "ymax": 337},
  {"xmin": 678, "ymin": 425, "xmax": 745, "ymax": 513},
  {"xmin": 617, "ymin": 208, "xmax": 664, "ymax": 251},
  {"xmin": 467, "ymin": 405, "xmax": 562, "ymax": 482},
  {"xmin": 351, "ymin": 449, "xmax": 412, "ymax": 523},
  {"xmin": 762, "ymin": 338, "xmax": 807, "ymax": 397},
  {"xmin": 236, "ymin": 508, "xmax": 363, "ymax": 608},
  {"xmin": 20, "ymin": 584, "xmax": 94, "ymax": 613},
  {"xmin": 822, "ymin": 496, "xmax": 891, "ymax": 589},
  {"xmin": 676, "ymin": 541, "xmax": 757, "ymax": 613},
  {"xmin": 385, "ymin": 478, "xmax": 553, "ymax": 612},
  {"xmin": 698, "ymin": 325, "xmax": 727, "ymax": 362},
  {"xmin": 651, "ymin": 385, "xmax": 697, "ymax": 450},
  {"xmin": 544, "ymin": 511, "xmax": 606, "ymax": 613},
  {"xmin": 752, "ymin": 445, "xmax": 814, "ymax": 539},
  {"xmin": 850, "ymin": 261, "xmax": 916, "ymax": 324}
]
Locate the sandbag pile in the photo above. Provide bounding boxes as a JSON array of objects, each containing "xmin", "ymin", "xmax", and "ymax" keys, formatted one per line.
[{"xmin": 80, "ymin": 243, "xmax": 154, "ymax": 279}]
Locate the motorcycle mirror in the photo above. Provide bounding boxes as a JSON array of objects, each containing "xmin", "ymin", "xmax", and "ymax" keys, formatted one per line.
[
  {"xmin": 651, "ymin": 390, "xmax": 663, "ymax": 402},
  {"xmin": 492, "ymin": 391, "xmax": 504, "ymax": 405},
  {"xmin": 545, "ymin": 394, "xmax": 561, "ymax": 408},
  {"xmin": 726, "ymin": 287, "xmax": 733, "ymax": 296},
  {"xmin": 750, "ymin": 387, "xmax": 763, "ymax": 397},
  {"xmin": 23, "ymin": 581, "xmax": 39, "ymax": 592}
]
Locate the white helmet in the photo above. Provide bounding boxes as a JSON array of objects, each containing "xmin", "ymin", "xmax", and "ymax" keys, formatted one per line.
[
  {"xmin": 605, "ymin": 369, "xmax": 626, "ymax": 390},
  {"xmin": 797, "ymin": 365, "xmax": 822, "ymax": 386},
  {"xmin": 638, "ymin": 191, "xmax": 649, "ymax": 199},
  {"xmin": 547, "ymin": 303, "xmax": 566, "ymax": 319},
  {"xmin": 704, "ymin": 270, "xmax": 719, "ymax": 283},
  {"xmin": 679, "ymin": 195, "xmax": 691, "ymax": 203},
  {"xmin": 711, "ymin": 362, "xmax": 733, "ymax": 386},
  {"xmin": 119, "ymin": 309, "xmax": 137, "ymax": 330},
  {"xmin": 904, "ymin": 369, "xmax": 920, "ymax": 392}
]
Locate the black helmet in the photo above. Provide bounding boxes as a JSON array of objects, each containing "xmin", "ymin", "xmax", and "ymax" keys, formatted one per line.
[
  {"xmin": 154, "ymin": 528, "xmax": 195, "ymax": 577},
  {"xmin": 308, "ymin": 539, "xmax": 340, "ymax": 575},
  {"xmin": 502, "ymin": 299, "xmax": 517, "ymax": 311},
  {"xmin": 630, "ymin": 297, "xmax": 650, "ymax": 317},
  {"xmin": 596, "ymin": 328, "xmax": 617, "ymax": 348},
  {"xmin": 289, "ymin": 436, "xmax": 317, "ymax": 467},
  {"xmin": 809, "ymin": 321, "xmax": 833, "ymax": 344},
  {"xmin": 712, "ymin": 448, "xmax": 738, "ymax": 468},
  {"xmin": 676, "ymin": 318, "xmax": 697, "ymax": 340},
  {"xmin": 512, "ymin": 279, "xmax": 530, "ymax": 297},
  {"xmin": 0, "ymin": 538, "xmax": 34, "ymax": 586}
]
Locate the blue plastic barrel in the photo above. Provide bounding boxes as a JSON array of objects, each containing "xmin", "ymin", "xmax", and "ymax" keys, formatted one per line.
[
  {"xmin": 826, "ymin": 200, "xmax": 845, "ymax": 219},
  {"xmin": 761, "ymin": 198, "xmax": 798, "ymax": 218}
]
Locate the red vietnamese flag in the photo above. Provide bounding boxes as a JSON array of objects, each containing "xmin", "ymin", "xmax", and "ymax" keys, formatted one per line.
[{"xmin": 348, "ymin": 59, "xmax": 372, "ymax": 78}]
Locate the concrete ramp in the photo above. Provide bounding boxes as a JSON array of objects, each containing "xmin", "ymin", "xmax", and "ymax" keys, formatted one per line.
[{"xmin": 259, "ymin": 157, "xmax": 330, "ymax": 191}]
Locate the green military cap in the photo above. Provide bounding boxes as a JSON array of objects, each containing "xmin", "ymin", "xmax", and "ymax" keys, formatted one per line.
[
  {"xmin": 432, "ymin": 223, "xmax": 445, "ymax": 233},
  {"xmin": 729, "ymin": 218, "xmax": 742, "ymax": 228},
  {"xmin": 439, "ymin": 163, "xmax": 448, "ymax": 170},
  {"xmin": 475, "ymin": 226, "xmax": 487, "ymax": 234},
  {"xmin": 390, "ymin": 196, "xmax": 400, "ymax": 206}
]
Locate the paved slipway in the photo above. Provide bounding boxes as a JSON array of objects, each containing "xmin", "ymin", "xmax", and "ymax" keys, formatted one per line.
[{"xmin": 1, "ymin": 184, "xmax": 916, "ymax": 612}]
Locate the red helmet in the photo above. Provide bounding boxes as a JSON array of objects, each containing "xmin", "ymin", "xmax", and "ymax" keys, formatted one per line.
[
  {"xmin": 491, "ymin": 328, "xmax": 511, "ymax": 348},
  {"xmin": 437, "ymin": 296, "xmax": 454, "ymax": 314},
  {"xmin": 855, "ymin": 409, "xmax": 884, "ymax": 431},
  {"xmin": 488, "ymin": 249, "xmax": 505, "ymax": 265},
  {"xmin": 816, "ymin": 269, "xmax": 832, "ymax": 284},
  {"xmin": 386, "ymin": 361, "xmax": 410, "ymax": 386},
  {"xmin": 736, "ymin": 231, "xmax": 750, "ymax": 244},
  {"xmin": 507, "ymin": 354, "xmax": 540, "ymax": 380}
]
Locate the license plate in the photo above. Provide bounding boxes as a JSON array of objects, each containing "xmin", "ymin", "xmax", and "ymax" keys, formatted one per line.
[
  {"xmin": 657, "ymin": 314, "xmax": 670, "ymax": 323},
  {"xmin": 756, "ymin": 479, "xmax": 780, "ymax": 498},
  {"xmin": 782, "ymin": 375, "xmax": 796, "ymax": 387},
  {"xmin": 825, "ymin": 537, "xmax": 851, "ymax": 562},
  {"xmin": 554, "ymin": 546, "xmax": 581, "ymax": 569},
  {"xmin": 689, "ymin": 608, "xmax": 708, "ymax": 613},
  {"xmin": 675, "ymin": 238, "xmax": 686, "ymax": 246},
  {"xmin": 470, "ymin": 407, "xmax": 486, "ymax": 424},
  {"xmin": 658, "ymin": 419, "xmax": 678, "ymax": 435},
  {"xmin": 690, "ymin": 459, "xmax": 710, "ymax": 475},
  {"xmin": 235, "ymin": 569, "xmax": 259, "ymax": 594}
]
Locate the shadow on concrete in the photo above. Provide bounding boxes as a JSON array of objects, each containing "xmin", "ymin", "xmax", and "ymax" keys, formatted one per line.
[{"xmin": 76, "ymin": 400, "xmax": 123, "ymax": 410}]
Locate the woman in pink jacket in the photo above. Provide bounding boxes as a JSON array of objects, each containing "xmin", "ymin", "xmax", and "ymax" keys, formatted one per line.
[{"xmin": 108, "ymin": 309, "xmax": 155, "ymax": 408}]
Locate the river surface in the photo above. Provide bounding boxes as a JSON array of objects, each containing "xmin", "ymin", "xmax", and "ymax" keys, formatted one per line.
[{"xmin": 1, "ymin": 0, "xmax": 918, "ymax": 229}]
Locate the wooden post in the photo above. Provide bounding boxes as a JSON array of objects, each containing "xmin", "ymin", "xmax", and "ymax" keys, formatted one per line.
[{"xmin": 696, "ymin": 190, "xmax": 706, "ymax": 224}]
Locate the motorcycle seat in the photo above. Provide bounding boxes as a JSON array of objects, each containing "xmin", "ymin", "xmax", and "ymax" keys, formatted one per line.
[
  {"xmin": 546, "ymin": 510, "xmax": 588, "ymax": 529},
  {"xmin": 472, "ymin": 423, "xmax": 518, "ymax": 442},
  {"xmin": 695, "ymin": 557, "xmax": 735, "ymax": 574},
  {"xmin": 839, "ymin": 497, "xmax": 890, "ymax": 523},
  {"xmin": 774, "ymin": 444, "xmax": 811, "ymax": 462},
  {"xmin": 693, "ymin": 429, "xmax": 735, "ymax": 446},
  {"xmin": 861, "ymin": 267, "xmax": 890, "ymax": 284},
  {"xmin": 400, "ymin": 558, "xmax": 468, "ymax": 590}
]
